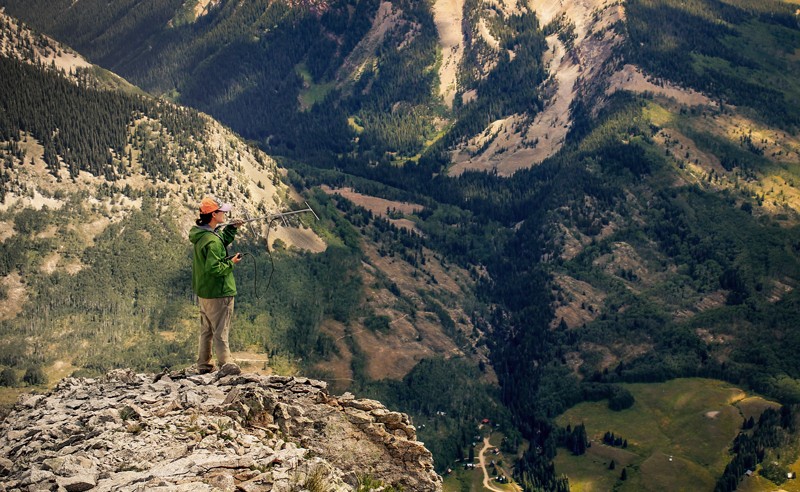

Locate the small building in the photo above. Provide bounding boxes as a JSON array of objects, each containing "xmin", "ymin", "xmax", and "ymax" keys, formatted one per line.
[
  {"xmin": 745, "ymin": 470, "xmax": 754, "ymax": 477},
  {"xmin": 788, "ymin": 472, "xmax": 796, "ymax": 479}
]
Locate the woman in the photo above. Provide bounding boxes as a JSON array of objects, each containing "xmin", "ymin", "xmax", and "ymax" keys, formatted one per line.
[{"xmin": 188, "ymin": 197, "xmax": 244, "ymax": 374}]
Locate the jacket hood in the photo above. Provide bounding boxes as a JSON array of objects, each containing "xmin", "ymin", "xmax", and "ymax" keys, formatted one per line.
[{"xmin": 189, "ymin": 225, "xmax": 214, "ymax": 244}]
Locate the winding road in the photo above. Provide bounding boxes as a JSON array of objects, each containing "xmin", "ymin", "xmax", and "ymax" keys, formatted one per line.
[{"xmin": 478, "ymin": 437, "xmax": 522, "ymax": 492}]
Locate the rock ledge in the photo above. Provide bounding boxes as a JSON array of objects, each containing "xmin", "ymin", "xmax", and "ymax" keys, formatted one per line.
[{"xmin": 0, "ymin": 369, "xmax": 442, "ymax": 491}]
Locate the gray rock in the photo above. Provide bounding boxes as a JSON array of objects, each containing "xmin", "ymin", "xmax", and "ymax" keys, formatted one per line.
[
  {"xmin": 219, "ymin": 363, "xmax": 241, "ymax": 377},
  {"xmin": 19, "ymin": 467, "xmax": 55, "ymax": 486},
  {"xmin": 0, "ymin": 456, "xmax": 13, "ymax": 475},
  {"xmin": 343, "ymin": 398, "xmax": 383, "ymax": 412},
  {"xmin": 0, "ymin": 369, "xmax": 442, "ymax": 492},
  {"xmin": 206, "ymin": 472, "xmax": 236, "ymax": 491},
  {"xmin": 56, "ymin": 472, "xmax": 97, "ymax": 492}
]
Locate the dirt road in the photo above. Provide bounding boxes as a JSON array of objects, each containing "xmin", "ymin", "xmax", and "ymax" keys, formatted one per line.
[{"xmin": 478, "ymin": 437, "xmax": 522, "ymax": 492}]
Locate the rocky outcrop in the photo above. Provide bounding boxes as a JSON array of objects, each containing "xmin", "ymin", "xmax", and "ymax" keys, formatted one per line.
[{"xmin": 0, "ymin": 369, "xmax": 442, "ymax": 491}]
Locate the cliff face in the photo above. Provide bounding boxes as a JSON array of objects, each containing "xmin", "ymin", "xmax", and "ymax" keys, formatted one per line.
[{"xmin": 0, "ymin": 369, "xmax": 442, "ymax": 491}]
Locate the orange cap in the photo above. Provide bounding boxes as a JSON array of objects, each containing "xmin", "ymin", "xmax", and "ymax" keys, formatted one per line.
[{"xmin": 199, "ymin": 197, "xmax": 232, "ymax": 214}]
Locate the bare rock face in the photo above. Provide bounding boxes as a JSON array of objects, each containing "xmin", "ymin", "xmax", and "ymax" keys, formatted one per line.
[{"xmin": 0, "ymin": 369, "xmax": 442, "ymax": 491}]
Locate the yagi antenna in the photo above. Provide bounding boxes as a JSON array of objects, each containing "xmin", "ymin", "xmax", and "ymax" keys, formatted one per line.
[
  {"xmin": 215, "ymin": 202, "xmax": 320, "ymax": 297},
  {"xmin": 218, "ymin": 201, "xmax": 319, "ymax": 228}
]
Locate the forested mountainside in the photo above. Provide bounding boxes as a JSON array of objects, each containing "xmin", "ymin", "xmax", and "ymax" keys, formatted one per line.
[
  {"xmin": 0, "ymin": 0, "xmax": 557, "ymax": 170},
  {"xmin": 3, "ymin": 0, "xmax": 800, "ymax": 489}
]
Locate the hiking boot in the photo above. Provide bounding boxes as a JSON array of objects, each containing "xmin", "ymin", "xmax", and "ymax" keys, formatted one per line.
[
  {"xmin": 198, "ymin": 364, "xmax": 216, "ymax": 375},
  {"xmin": 219, "ymin": 363, "xmax": 241, "ymax": 376}
]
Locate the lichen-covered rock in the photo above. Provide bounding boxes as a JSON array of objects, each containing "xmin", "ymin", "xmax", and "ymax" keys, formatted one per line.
[{"xmin": 0, "ymin": 369, "xmax": 442, "ymax": 491}]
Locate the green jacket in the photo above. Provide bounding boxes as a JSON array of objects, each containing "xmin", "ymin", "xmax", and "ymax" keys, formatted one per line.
[{"xmin": 189, "ymin": 224, "xmax": 238, "ymax": 298}]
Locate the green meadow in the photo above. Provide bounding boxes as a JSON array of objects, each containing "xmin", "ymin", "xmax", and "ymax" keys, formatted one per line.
[{"xmin": 555, "ymin": 378, "xmax": 781, "ymax": 492}]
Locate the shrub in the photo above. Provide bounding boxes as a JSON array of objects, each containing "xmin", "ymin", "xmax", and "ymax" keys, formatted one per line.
[
  {"xmin": 23, "ymin": 366, "xmax": 47, "ymax": 386},
  {"xmin": 0, "ymin": 367, "xmax": 17, "ymax": 387},
  {"xmin": 608, "ymin": 386, "xmax": 635, "ymax": 411}
]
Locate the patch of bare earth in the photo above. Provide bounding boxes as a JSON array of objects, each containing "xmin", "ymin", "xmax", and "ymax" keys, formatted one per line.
[
  {"xmin": 551, "ymin": 274, "xmax": 606, "ymax": 329},
  {"xmin": 41, "ymin": 253, "xmax": 61, "ymax": 275},
  {"xmin": 768, "ymin": 279, "xmax": 794, "ymax": 303},
  {"xmin": 695, "ymin": 327, "xmax": 735, "ymax": 349},
  {"xmin": 432, "ymin": 0, "xmax": 465, "ymax": 108},
  {"xmin": 608, "ymin": 64, "xmax": 714, "ymax": 107},
  {"xmin": 591, "ymin": 241, "xmax": 652, "ymax": 289},
  {"xmin": 673, "ymin": 291, "xmax": 728, "ymax": 322},
  {"xmin": 0, "ymin": 221, "xmax": 14, "ymax": 242},
  {"xmin": 270, "ymin": 226, "xmax": 326, "ymax": 253},
  {"xmin": 0, "ymin": 272, "xmax": 26, "ymax": 321},
  {"xmin": 193, "ymin": 0, "xmax": 219, "ymax": 19},
  {"xmin": 321, "ymin": 186, "xmax": 424, "ymax": 233},
  {"xmin": 356, "ymin": 244, "xmax": 467, "ymax": 380},
  {"xmin": 450, "ymin": 0, "xmax": 625, "ymax": 176}
]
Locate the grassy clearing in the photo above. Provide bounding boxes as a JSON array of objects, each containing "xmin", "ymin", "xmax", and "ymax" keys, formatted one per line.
[
  {"xmin": 555, "ymin": 378, "xmax": 779, "ymax": 491},
  {"xmin": 554, "ymin": 445, "xmax": 634, "ymax": 492},
  {"xmin": 296, "ymin": 64, "xmax": 335, "ymax": 110},
  {"xmin": 443, "ymin": 466, "xmax": 484, "ymax": 492}
]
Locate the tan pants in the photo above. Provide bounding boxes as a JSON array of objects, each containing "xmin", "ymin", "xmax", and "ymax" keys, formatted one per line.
[{"xmin": 197, "ymin": 296, "xmax": 234, "ymax": 371}]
